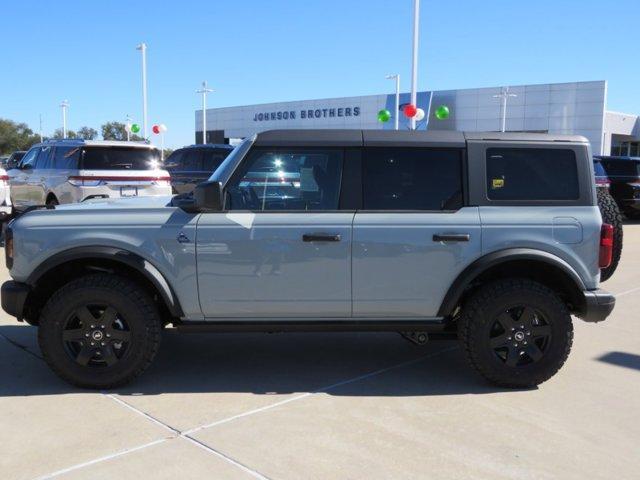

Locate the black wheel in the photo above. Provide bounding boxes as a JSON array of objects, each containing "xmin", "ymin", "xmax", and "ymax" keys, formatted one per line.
[
  {"xmin": 458, "ymin": 279, "xmax": 573, "ymax": 388},
  {"xmin": 597, "ymin": 189, "xmax": 623, "ymax": 281},
  {"xmin": 46, "ymin": 196, "xmax": 59, "ymax": 206},
  {"xmin": 38, "ymin": 274, "xmax": 161, "ymax": 389}
]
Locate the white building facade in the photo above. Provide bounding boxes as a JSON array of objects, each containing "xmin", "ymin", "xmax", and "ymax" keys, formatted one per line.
[{"xmin": 196, "ymin": 80, "xmax": 639, "ymax": 156}]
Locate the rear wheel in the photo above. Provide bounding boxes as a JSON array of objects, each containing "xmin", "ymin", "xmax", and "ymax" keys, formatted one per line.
[
  {"xmin": 46, "ymin": 196, "xmax": 59, "ymax": 206},
  {"xmin": 458, "ymin": 279, "xmax": 573, "ymax": 388},
  {"xmin": 38, "ymin": 274, "xmax": 161, "ymax": 389},
  {"xmin": 597, "ymin": 189, "xmax": 623, "ymax": 281}
]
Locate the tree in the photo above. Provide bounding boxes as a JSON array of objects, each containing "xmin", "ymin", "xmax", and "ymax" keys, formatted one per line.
[
  {"xmin": 101, "ymin": 121, "xmax": 143, "ymax": 141},
  {"xmin": 77, "ymin": 126, "xmax": 98, "ymax": 140},
  {"xmin": 52, "ymin": 128, "xmax": 77, "ymax": 139},
  {"xmin": 0, "ymin": 118, "xmax": 41, "ymax": 154}
]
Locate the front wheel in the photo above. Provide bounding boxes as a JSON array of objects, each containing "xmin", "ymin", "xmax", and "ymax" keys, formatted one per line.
[
  {"xmin": 458, "ymin": 279, "xmax": 573, "ymax": 388},
  {"xmin": 38, "ymin": 274, "xmax": 161, "ymax": 389}
]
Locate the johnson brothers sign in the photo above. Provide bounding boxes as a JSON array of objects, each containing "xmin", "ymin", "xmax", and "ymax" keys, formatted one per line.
[{"xmin": 253, "ymin": 106, "xmax": 361, "ymax": 122}]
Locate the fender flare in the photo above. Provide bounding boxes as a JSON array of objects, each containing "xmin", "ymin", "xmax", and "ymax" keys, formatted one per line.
[
  {"xmin": 437, "ymin": 248, "xmax": 586, "ymax": 317},
  {"xmin": 27, "ymin": 246, "xmax": 184, "ymax": 317}
]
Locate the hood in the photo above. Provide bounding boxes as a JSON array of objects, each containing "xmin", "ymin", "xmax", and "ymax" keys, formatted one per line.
[{"xmin": 52, "ymin": 195, "xmax": 175, "ymax": 211}]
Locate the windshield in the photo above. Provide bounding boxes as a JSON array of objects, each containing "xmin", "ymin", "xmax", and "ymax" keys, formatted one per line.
[
  {"xmin": 208, "ymin": 136, "xmax": 255, "ymax": 185},
  {"xmin": 80, "ymin": 147, "xmax": 161, "ymax": 170}
]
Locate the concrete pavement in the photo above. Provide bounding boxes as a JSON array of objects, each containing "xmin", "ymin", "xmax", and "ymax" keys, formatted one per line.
[{"xmin": 1, "ymin": 223, "xmax": 639, "ymax": 480}]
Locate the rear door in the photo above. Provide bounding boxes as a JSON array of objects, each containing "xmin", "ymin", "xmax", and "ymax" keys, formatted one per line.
[
  {"xmin": 9, "ymin": 147, "xmax": 40, "ymax": 208},
  {"xmin": 196, "ymin": 146, "xmax": 354, "ymax": 318},
  {"xmin": 352, "ymin": 147, "xmax": 481, "ymax": 318}
]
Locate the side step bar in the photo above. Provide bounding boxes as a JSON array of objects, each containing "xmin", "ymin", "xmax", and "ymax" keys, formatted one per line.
[{"xmin": 175, "ymin": 318, "xmax": 450, "ymax": 333}]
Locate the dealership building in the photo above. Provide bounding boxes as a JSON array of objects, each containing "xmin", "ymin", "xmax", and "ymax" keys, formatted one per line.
[{"xmin": 196, "ymin": 80, "xmax": 639, "ymax": 156}]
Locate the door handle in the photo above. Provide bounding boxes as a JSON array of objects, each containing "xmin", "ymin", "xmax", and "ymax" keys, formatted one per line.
[
  {"xmin": 433, "ymin": 233, "xmax": 470, "ymax": 242},
  {"xmin": 302, "ymin": 233, "xmax": 341, "ymax": 242}
]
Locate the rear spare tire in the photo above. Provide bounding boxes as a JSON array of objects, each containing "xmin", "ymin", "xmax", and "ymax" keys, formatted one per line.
[{"xmin": 597, "ymin": 189, "xmax": 623, "ymax": 282}]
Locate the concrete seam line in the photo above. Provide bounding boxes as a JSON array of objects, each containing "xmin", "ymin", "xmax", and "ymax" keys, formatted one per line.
[
  {"xmin": 105, "ymin": 393, "xmax": 179, "ymax": 435},
  {"xmin": 184, "ymin": 345, "xmax": 459, "ymax": 435},
  {"xmin": 613, "ymin": 285, "xmax": 640, "ymax": 298},
  {"xmin": 33, "ymin": 438, "xmax": 170, "ymax": 480},
  {"xmin": 182, "ymin": 435, "xmax": 272, "ymax": 480},
  {"xmin": 103, "ymin": 394, "xmax": 271, "ymax": 480}
]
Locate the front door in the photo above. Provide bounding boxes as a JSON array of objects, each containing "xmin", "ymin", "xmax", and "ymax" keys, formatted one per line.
[
  {"xmin": 197, "ymin": 146, "xmax": 353, "ymax": 318},
  {"xmin": 9, "ymin": 147, "xmax": 40, "ymax": 209},
  {"xmin": 352, "ymin": 147, "xmax": 481, "ymax": 318}
]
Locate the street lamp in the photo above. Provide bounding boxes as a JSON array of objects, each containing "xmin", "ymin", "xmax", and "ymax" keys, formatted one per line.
[
  {"xmin": 60, "ymin": 100, "xmax": 69, "ymax": 139},
  {"xmin": 493, "ymin": 86, "xmax": 518, "ymax": 133},
  {"xmin": 410, "ymin": 0, "xmax": 420, "ymax": 130},
  {"xmin": 196, "ymin": 81, "xmax": 214, "ymax": 144},
  {"xmin": 385, "ymin": 74, "xmax": 400, "ymax": 130},
  {"xmin": 136, "ymin": 43, "xmax": 148, "ymax": 139},
  {"xmin": 125, "ymin": 114, "xmax": 132, "ymax": 141}
]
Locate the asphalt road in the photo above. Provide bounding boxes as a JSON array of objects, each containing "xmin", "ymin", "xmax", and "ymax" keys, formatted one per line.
[{"xmin": 1, "ymin": 223, "xmax": 639, "ymax": 480}]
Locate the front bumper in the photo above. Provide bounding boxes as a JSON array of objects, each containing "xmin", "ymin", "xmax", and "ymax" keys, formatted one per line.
[
  {"xmin": 580, "ymin": 289, "xmax": 616, "ymax": 323},
  {"xmin": 1, "ymin": 281, "xmax": 30, "ymax": 320}
]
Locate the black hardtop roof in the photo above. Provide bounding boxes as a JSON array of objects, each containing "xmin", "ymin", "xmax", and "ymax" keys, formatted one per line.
[{"xmin": 253, "ymin": 129, "xmax": 590, "ymax": 148}]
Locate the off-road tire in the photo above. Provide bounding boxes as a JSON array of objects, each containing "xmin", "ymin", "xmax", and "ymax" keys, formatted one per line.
[
  {"xmin": 597, "ymin": 189, "xmax": 623, "ymax": 281},
  {"xmin": 458, "ymin": 279, "xmax": 573, "ymax": 388},
  {"xmin": 38, "ymin": 273, "xmax": 161, "ymax": 389}
]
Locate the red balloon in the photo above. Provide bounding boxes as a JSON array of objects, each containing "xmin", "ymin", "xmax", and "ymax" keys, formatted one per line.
[
  {"xmin": 403, "ymin": 104, "xmax": 418, "ymax": 118},
  {"xmin": 152, "ymin": 125, "xmax": 160, "ymax": 134}
]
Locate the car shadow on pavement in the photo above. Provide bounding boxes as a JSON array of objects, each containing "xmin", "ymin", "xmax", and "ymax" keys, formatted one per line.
[
  {"xmin": 597, "ymin": 351, "xmax": 640, "ymax": 371},
  {"xmin": 0, "ymin": 325, "xmax": 514, "ymax": 398}
]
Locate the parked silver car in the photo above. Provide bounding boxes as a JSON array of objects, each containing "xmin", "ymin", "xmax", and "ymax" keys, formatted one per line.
[{"xmin": 8, "ymin": 140, "xmax": 171, "ymax": 211}]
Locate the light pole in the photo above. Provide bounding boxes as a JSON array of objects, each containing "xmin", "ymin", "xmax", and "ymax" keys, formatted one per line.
[
  {"xmin": 39, "ymin": 114, "xmax": 43, "ymax": 142},
  {"xmin": 136, "ymin": 43, "xmax": 148, "ymax": 139},
  {"xmin": 60, "ymin": 100, "xmax": 69, "ymax": 139},
  {"xmin": 410, "ymin": 0, "xmax": 420, "ymax": 130},
  {"xmin": 386, "ymin": 74, "xmax": 400, "ymax": 130},
  {"xmin": 493, "ymin": 86, "xmax": 518, "ymax": 133},
  {"xmin": 125, "ymin": 114, "xmax": 132, "ymax": 141},
  {"xmin": 196, "ymin": 81, "xmax": 214, "ymax": 144}
]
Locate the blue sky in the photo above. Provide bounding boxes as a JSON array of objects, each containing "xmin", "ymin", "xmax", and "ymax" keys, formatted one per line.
[{"xmin": 2, "ymin": 0, "xmax": 639, "ymax": 148}]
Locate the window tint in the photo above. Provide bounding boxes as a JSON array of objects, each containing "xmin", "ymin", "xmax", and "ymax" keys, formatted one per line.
[
  {"xmin": 35, "ymin": 146, "xmax": 53, "ymax": 168},
  {"xmin": 164, "ymin": 150, "xmax": 184, "ymax": 171},
  {"xmin": 202, "ymin": 149, "xmax": 230, "ymax": 173},
  {"xmin": 226, "ymin": 148, "xmax": 344, "ymax": 211},
  {"xmin": 486, "ymin": 148, "xmax": 579, "ymax": 201},
  {"xmin": 181, "ymin": 149, "xmax": 202, "ymax": 171},
  {"xmin": 80, "ymin": 147, "xmax": 161, "ymax": 170},
  {"xmin": 20, "ymin": 148, "xmax": 39, "ymax": 168},
  {"xmin": 53, "ymin": 147, "xmax": 80, "ymax": 169},
  {"xmin": 362, "ymin": 148, "xmax": 463, "ymax": 210},
  {"xmin": 600, "ymin": 159, "xmax": 640, "ymax": 177}
]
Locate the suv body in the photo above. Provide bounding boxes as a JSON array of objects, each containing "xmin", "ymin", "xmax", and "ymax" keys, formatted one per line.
[
  {"xmin": 595, "ymin": 155, "xmax": 640, "ymax": 219},
  {"xmin": 164, "ymin": 144, "xmax": 233, "ymax": 194},
  {"xmin": 8, "ymin": 140, "xmax": 171, "ymax": 211},
  {"xmin": 1, "ymin": 130, "xmax": 615, "ymax": 388}
]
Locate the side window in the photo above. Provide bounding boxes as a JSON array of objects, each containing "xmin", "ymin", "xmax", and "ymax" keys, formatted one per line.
[
  {"xmin": 53, "ymin": 147, "xmax": 80, "ymax": 169},
  {"xmin": 486, "ymin": 148, "xmax": 579, "ymax": 201},
  {"xmin": 182, "ymin": 150, "xmax": 202, "ymax": 171},
  {"xmin": 362, "ymin": 148, "xmax": 463, "ymax": 210},
  {"xmin": 164, "ymin": 150, "xmax": 184, "ymax": 171},
  {"xmin": 35, "ymin": 146, "xmax": 53, "ymax": 169},
  {"xmin": 226, "ymin": 148, "xmax": 344, "ymax": 211},
  {"xmin": 20, "ymin": 148, "xmax": 40, "ymax": 169},
  {"xmin": 202, "ymin": 150, "xmax": 228, "ymax": 173}
]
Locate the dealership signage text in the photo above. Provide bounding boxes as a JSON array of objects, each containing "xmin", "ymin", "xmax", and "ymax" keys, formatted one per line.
[{"xmin": 253, "ymin": 106, "xmax": 360, "ymax": 122}]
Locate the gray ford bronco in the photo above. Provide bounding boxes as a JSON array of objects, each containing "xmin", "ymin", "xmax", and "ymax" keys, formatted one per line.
[{"xmin": 1, "ymin": 130, "xmax": 616, "ymax": 389}]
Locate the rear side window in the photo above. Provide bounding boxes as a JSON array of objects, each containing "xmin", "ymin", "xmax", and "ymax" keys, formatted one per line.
[
  {"xmin": 53, "ymin": 147, "xmax": 80, "ymax": 169},
  {"xmin": 202, "ymin": 149, "xmax": 231, "ymax": 172},
  {"xmin": 80, "ymin": 147, "xmax": 161, "ymax": 170},
  {"xmin": 486, "ymin": 148, "xmax": 579, "ymax": 201},
  {"xmin": 362, "ymin": 148, "xmax": 463, "ymax": 210}
]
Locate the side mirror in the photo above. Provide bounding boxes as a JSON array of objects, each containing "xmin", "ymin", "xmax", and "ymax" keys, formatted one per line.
[{"xmin": 194, "ymin": 181, "xmax": 223, "ymax": 212}]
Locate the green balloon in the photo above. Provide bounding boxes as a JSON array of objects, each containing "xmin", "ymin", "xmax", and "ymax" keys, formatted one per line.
[
  {"xmin": 435, "ymin": 105, "xmax": 450, "ymax": 120},
  {"xmin": 377, "ymin": 109, "xmax": 391, "ymax": 123},
  {"xmin": 131, "ymin": 123, "xmax": 141, "ymax": 133}
]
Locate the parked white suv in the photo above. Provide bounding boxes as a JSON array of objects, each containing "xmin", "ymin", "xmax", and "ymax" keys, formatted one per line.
[
  {"xmin": 0, "ymin": 167, "xmax": 12, "ymax": 220},
  {"xmin": 8, "ymin": 140, "xmax": 171, "ymax": 211}
]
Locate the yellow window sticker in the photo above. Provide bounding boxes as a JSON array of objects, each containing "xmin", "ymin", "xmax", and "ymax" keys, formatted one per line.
[{"xmin": 492, "ymin": 178, "xmax": 504, "ymax": 189}]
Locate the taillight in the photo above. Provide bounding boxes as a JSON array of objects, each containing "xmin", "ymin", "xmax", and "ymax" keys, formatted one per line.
[
  {"xmin": 68, "ymin": 175, "xmax": 171, "ymax": 186},
  {"xmin": 599, "ymin": 223, "xmax": 614, "ymax": 269},
  {"xmin": 0, "ymin": 174, "xmax": 8, "ymax": 186},
  {"xmin": 595, "ymin": 178, "xmax": 610, "ymax": 187}
]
